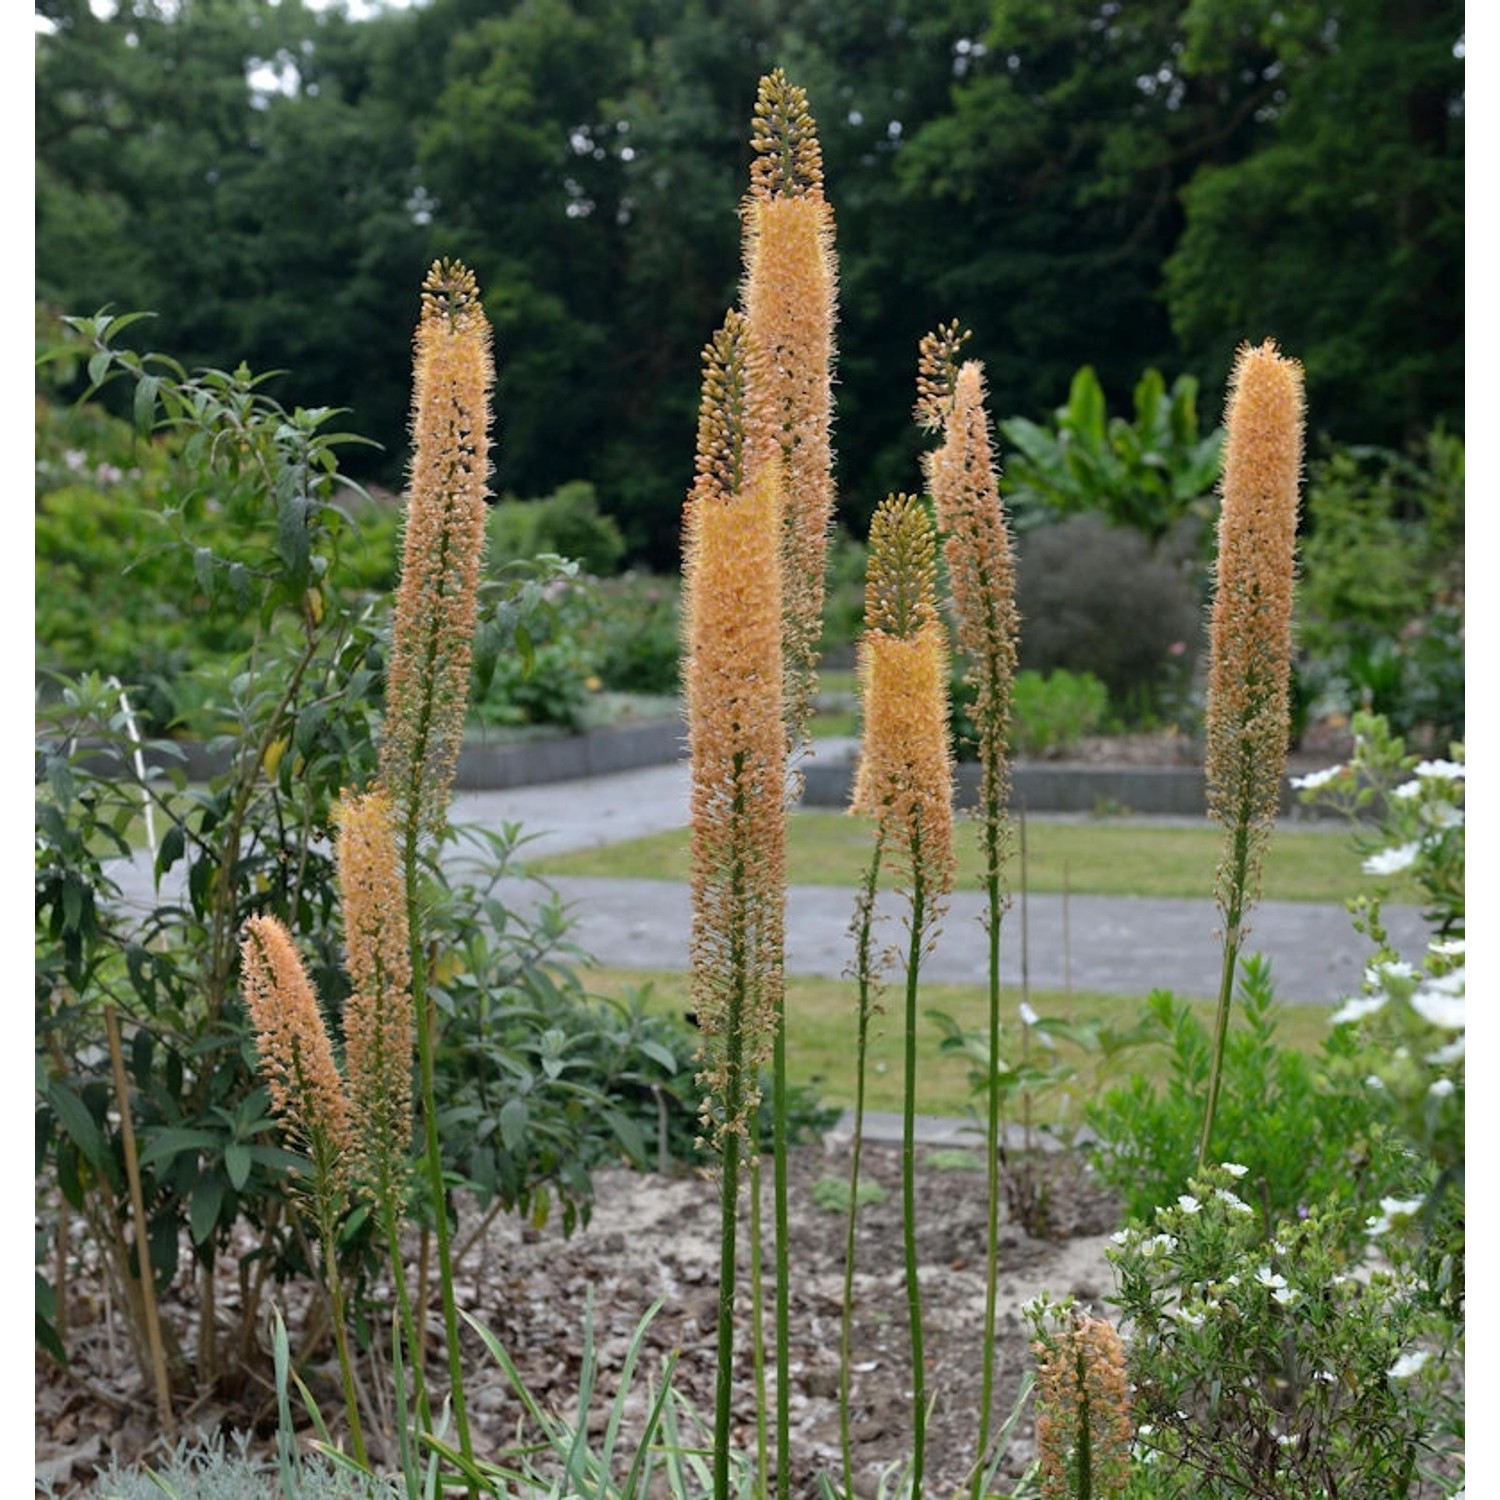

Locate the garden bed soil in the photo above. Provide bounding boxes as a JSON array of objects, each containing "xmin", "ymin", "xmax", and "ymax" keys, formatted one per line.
[{"xmin": 37, "ymin": 1138, "xmax": 1124, "ymax": 1497}]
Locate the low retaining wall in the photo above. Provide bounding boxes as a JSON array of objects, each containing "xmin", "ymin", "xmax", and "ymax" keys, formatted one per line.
[
  {"xmin": 803, "ymin": 758, "xmax": 1214, "ymax": 817},
  {"xmin": 68, "ymin": 720, "xmax": 1336, "ymax": 819},
  {"xmin": 452, "ymin": 720, "xmax": 684, "ymax": 790}
]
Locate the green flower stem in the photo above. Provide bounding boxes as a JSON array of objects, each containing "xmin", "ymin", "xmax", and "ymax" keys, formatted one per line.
[
  {"xmin": 1198, "ymin": 814, "xmax": 1251, "ymax": 1171},
  {"xmin": 315, "ymin": 1198, "xmax": 367, "ymax": 1469},
  {"xmin": 840, "ymin": 840, "xmax": 883, "ymax": 1499},
  {"xmin": 715, "ymin": 1043, "xmax": 746, "ymax": 1500},
  {"xmin": 972, "ymin": 863, "xmax": 1003, "ymax": 1495},
  {"xmin": 902, "ymin": 850, "xmax": 929, "ymax": 1500},
  {"xmin": 749, "ymin": 1149, "xmax": 770, "ymax": 1500},
  {"xmin": 1074, "ymin": 1339, "xmax": 1094, "ymax": 1500},
  {"xmin": 714, "ymin": 775, "xmax": 751, "ymax": 1500},
  {"xmin": 405, "ymin": 844, "xmax": 477, "ymax": 1487},
  {"xmin": 772, "ymin": 995, "xmax": 791, "ymax": 1500}
]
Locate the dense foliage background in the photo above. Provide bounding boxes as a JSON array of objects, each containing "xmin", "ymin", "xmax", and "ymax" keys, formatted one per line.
[{"xmin": 36, "ymin": 0, "xmax": 1463, "ymax": 568}]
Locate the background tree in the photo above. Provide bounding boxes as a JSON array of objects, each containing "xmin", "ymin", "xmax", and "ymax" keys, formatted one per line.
[{"xmin": 36, "ymin": 0, "xmax": 1463, "ymax": 566}]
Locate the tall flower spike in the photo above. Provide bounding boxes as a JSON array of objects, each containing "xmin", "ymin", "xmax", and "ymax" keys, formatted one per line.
[
  {"xmin": 1205, "ymin": 339, "xmax": 1305, "ymax": 914},
  {"xmin": 914, "ymin": 321, "xmax": 970, "ymax": 432},
  {"xmin": 336, "ymin": 790, "xmax": 414, "ymax": 1198},
  {"xmin": 683, "ymin": 312, "xmax": 788, "ymax": 1149},
  {"xmin": 918, "ymin": 336, "xmax": 1019, "ymax": 851},
  {"xmin": 852, "ymin": 495, "xmax": 954, "ymax": 904},
  {"xmin": 378, "ymin": 259, "xmax": 494, "ymax": 846},
  {"xmin": 1033, "ymin": 1313, "xmax": 1134, "ymax": 1500},
  {"xmin": 742, "ymin": 70, "xmax": 838, "ymax": 756},
  {"xmin": 240, "ymin": 915, "xmax": 354, "ymax": 1194},
  {"xmin": 917, "ymin": 328, "xmax": 1019, "ymax": 1497}
]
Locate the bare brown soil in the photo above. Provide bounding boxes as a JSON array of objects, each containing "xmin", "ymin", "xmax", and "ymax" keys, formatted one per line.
[{"xmin": 38, "ymin": 1139, "xmax": 1125, "ymax": 1498}]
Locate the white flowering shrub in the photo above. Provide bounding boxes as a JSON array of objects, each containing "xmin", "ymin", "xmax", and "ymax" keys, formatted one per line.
[
  {"xmin": 1289, "ymin": 709, "xmax": 1463, "ymax": 940},
  {"xmin": 1294, "ymin": 711, "xmax": 1464, "ymax": 1317},
  {"xmin": 1107, "ymin": 1166, "xmax": 1462, "ymax": 1498}
]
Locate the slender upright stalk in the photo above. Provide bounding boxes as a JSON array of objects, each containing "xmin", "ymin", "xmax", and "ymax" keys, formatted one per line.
[
  {"xmin": 852, "ymin": 496, "xmax": 954, "ymax": 1500},
  {"xmin": 839, "ymin": 839, "xmax": 885, "ymax": 1498},
  {"xmin": 901, "ymin": 853, "xmax": 930, "ymax": 1500},
  {"xmin": 1198, "ymin": 340, "xmax": 1304, "ymax": 1169},
  {"xmin": 377, "ymin": 259, "xmax": 495, "ymax": 1478},
  {"xmin": 683, "ymin": 315, "xmax": 786, "ymax": 1500},
  {"xmin": 337, "ymin": 790, "xmax": 427, "ymax": 1433},
  {"xmin": 1031, "ymin": 1312, "xmax": 1133, "ymax": 1500},
  {"xmin": 741, "ymin": 77, "xmax": 837, "ymax": 1497},
  {"xmin": 104, "ymin": 1006, "xmax": 175, "ymax": 1436},
  {"xmin": 749, "ymin": 1141, "xmax": 771, "ymax": 1499},
  {"xmin": 240, "ymin": 916, "xmax": 366, "ymax": 1466},
  {"xmin": 916, "ymin": 326, "xmax": 1018, "ymax": 1488}
]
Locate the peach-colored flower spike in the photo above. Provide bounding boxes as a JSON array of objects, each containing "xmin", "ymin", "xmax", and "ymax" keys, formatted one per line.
[
  {"xmin": 1205, "ymin": 339, "xmax": 1305, "ymax": 911},
  {"xmin": 379, "ymin": 259, "xmax": 494, "ymax": 846},
  {"xmin": 742, "ymin": 70, "xmax": 838, "ymax": 757},
  {"xmin": 1033, "ymin": 1314, "xmax": 1133, "ymax": 1499},
  {"xmin": 240, "ymin": 915, "xmax": 354, "ymax": 1193},
  {"xmin": 683, "ymin": 314, "xmax": 788, "ymax": 1147},
  {"xmin": 852, "ymin": 495, "xmax": 955, "ymax": 903},
  {"xmin": 917, "ymin": 327, "xmax": 1020, "ymax": 844},
  {"xmin": 336, "ymin": 790, "xmax": 414, "ymax": 1194}
]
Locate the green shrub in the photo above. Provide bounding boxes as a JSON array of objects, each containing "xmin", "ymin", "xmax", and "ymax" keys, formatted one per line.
[
  {"xmin": 1014, "ymin": 514, "xmax": 1201, "ymax": 724},
  {"xmin": 487, "ymin": 478, "xmax": 627, "ymax": 574},
  {"xmin": 1000, "ymin": 364, "xmax": 1224, "ymax": 546},
  {"xmin": 33, "ymin": 321, "xmax": 724, "ymax": 1410},
  {"xmin": 589, "ymin": 572, "xmax": 681, "ymax": 695},
  {"xmin": 34, "ymin": 392, "xmax": 400, "ymax": 735},
  {"xmin": 1297, "ymin": 431, "xmax": 1464, "ymax": 749},
  {"xmin": 820, "ymin": 526, "xmax": 868, "ymax": 664},
  {"xmin": 1104, "ymin": 1165, "xmax": 1462, "ymax": 1497},
  {"xmin": 1009, "ymin": 668, "xmax": 1110, "ymax": 756},
  {"xmin": 1085, "ymin": 958, "xmax": 1405, "ymax": 1250}
]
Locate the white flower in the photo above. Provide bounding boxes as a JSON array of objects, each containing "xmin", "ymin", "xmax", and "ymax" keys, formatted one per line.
[
  {"xmin": 1272, "ymin": 1285, "xmax": 1300, "ymax": 1307},
  {"xmin": 1412, "ymin": 759, "xmax": 1464, "ymax": 781},
  {"xmin": 1177, "ymin": 1194, "xmax": 1202, "ymax": 1214},
  {"xmin": 1255, "ymin": 1267, "xmax": 1288, "ymax": 1292},
  {"xmin": 1423, "ymin": 802, "xmax": 1463, "ymax": 830},
  {"xmin": 1169, "ymin": 1306, "xmax": 1205, "ymax": 1328},
  {"xmin": 1365, "ymin": 1074, "xmax": 1387, "ymax": 1090},
  {"xmin": 1364, "ymin": 842, "xmax": 1420, "ymax": 876},
  {"xmin": 1141, "ymin": 1233, "xmax": 1177, "ymax": 1257},
  {"xmin": 1372, "ymin": 959, "xmax": 1416, "ymax": 983},
  {"xmin": 1216, "ymin": 1188, "xmax": 1254, "ymax": 1214},
  {"xmin": 1427, "ymin": 1036, "xmax": 1465, "ymax": 1066},
  {"xmin": 1291, "ymin": 765, "xmax": 1344, "ymax": 790},
  {"xmin": 1411, "ymin": 985, "xmax": 1465, "ymax": 1031},
  {"xmin": 1018, "ymin": 1000, "xmax": 1039, "ymax": 1027},
  {"xmin": 1367, "ymin": 1196, "xmax": 1426, "ymax": 1237},
  {"xmin": 1392, "ymin": 779, "xmax": 1422, "ymax": 800},
  {"xmin": 1389, "ymin": 1349, "xmax": 1431, "ymax": 1380},
  {"xmin": 1110, "ymin": 1229, "xmax": 1134, "ymax": 1245},
  {"xmin": 1430, "ymin": 937, "xmax": 1465, "ymax": 958},
  {"xmin": 1220, "ymin": 1161, "xmax": 1249, "ymax": 1177},
  {"xmin": 1314, "ymin": 1370, "xmax": 1336, "ymax": 1384},
  {"xmin": 1428, "ymin": 1077, "xmax": 1456, "ymax": 1099},
  {"xmin": 1331, "ymin": 993, "xmax": 1388, "ymax": 1026}
]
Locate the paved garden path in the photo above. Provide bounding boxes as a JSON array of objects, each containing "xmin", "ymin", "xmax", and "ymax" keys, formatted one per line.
[
  {"xmin": 449, "ymin": 750, "xmax": 1428, "ymax": 1007},
  {"xmin": 106, "ymin": 747, "xmax": 1430, "ymax": 1007}
]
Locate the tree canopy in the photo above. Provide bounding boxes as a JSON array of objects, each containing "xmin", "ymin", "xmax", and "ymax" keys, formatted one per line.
[{"xmin": 35, "ymin": 0, "xmax": 1463, "ymax": 566}]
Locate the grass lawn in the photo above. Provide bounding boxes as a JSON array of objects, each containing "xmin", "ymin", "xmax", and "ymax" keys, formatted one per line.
[
  {"xmin": 577, "ymin": 963, "xmax": 1335, "ymax": 1121},
  {"xmin": 531, "ymin": 810, "xmax": 1415, "ymax": 905}
]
